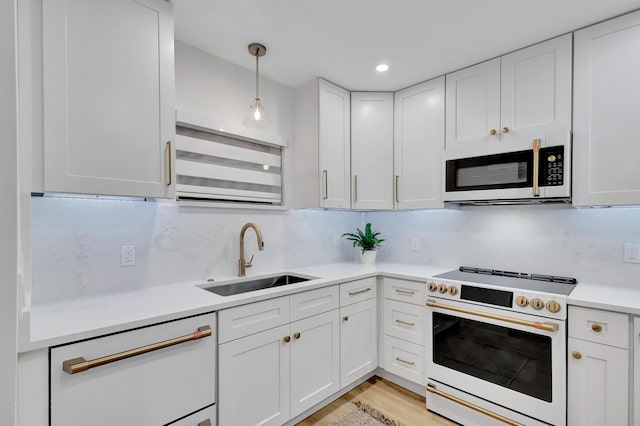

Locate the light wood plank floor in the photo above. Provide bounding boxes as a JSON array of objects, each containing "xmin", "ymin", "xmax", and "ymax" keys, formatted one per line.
[{"xmin": 296, "ymin": 376, "xmax": 458, "ymax": 426}]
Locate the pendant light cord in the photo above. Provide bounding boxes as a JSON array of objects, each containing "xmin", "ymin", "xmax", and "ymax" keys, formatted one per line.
[{"xmin": 255, "ymin": 49, "xmax": 260, "ymax": 100}]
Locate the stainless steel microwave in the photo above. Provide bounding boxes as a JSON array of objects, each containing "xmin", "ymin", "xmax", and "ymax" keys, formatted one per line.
[{"xmin": 444, "ymin": 139, "xmax": 570, "ymax": 203}]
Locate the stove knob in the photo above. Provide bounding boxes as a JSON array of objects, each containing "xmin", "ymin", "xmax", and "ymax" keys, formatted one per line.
[
  {"xmin": 448, "ymin": 286, "xmax": 458, "ymax": 296},
  {"xmin": 427, "ymin": 282, "xmax": 438, "ymax": 292},
  {"xmin": 546, "ymin": 300, "xmax": 561, "ymax": 313},
  {"xmin": 515, "ymin": 296, "xmax": 529, "ymax": 307},
  {"xmin": 437, "ymin": 284, "xmax": 448, "ymax": 294},
  {"xmin": 530, "ymin": 298, "xmax": 544, "ymax": 310}
]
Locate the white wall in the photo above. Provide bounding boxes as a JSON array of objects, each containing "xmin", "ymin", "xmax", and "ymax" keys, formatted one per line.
[
  {"xmin": 368, "ymin": 205, "xmax": 640, "ymax": 286},
  {"xmin": 1, "ymin": 0, "xmax": 19, "ymax": 424}
]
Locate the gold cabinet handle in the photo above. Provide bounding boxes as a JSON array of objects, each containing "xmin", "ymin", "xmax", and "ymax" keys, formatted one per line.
[
  {"xmin": 395, "ymin": 356, "xmax": 415, "ymax": 366},
  {"xmin": 426, "ymin": 300, "xmax": 559, "ymax": 332},
  {"xmin": 572, "ymin": 351, "xmax": 582, "ymax": 360},
  {"xmin": 198, "ymin": 420, "xmax": 212, "ymax": 426},
  {"xmin": 348, "ymin": 287, "xmax": 371, "ymax": 296},
  {"xmin": 427, "ymin": 384, "xmax": 523, "ymax": 426},
  {"xmin": 502, "ymin": 127, "xmax": 509, "ymax": 133},
  {"xmin": 293, "ymin": 332, "xmax": 301, "ymax": 339},
  {"xmin": 322, "ymin": 170, "xmax": 328, "ymax": 200},
  {"xmin": 166, "ymin": 141, "xmax": 172, "ymax": 186},
  {"xmin": 489, "ymin": 129, "xmax": 497, "ymax": 135},
  {"xmin": 395, "ymin": 319, "xmax": 415, "ymax": 327},
  {"xmin": 354, "ymin": 175, "xmax": 358, "ymax": 202},
  {"xmin": 343, "ymin": 316, "xmax": 349, "ymax": 321},
  {"xmin": 283, "ymin": 335, "xmax": 291, "ymax": 343},
  {"xmin": 395, "ymin": 175, "xmax": 399, "ymax": 203},
  {"xmin": 62, "ymin": 325, "xmax": 212, "ymax": 374},
  {"xmin": 591, "ymin": 323, "xmax": 603, "ymax": 333},
  {"xmin": 394, "ymin": 288, "xmax": 415, "ymax": 295},
  {"xmin": 532, "ymin": 138, "xmax": 540, "ymax": 196}
]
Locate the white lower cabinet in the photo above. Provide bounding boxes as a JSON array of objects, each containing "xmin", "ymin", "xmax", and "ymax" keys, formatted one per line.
[
  {"xmin": 340, "ymin": 297, "xmax": 378, "ymax": 388},
  {"xmin": 50, "ymin": 313, "xmax": 216, "ymax": 426},
  {"xmin": 568, "ymin": 306, "xmax": 630, "ymax": 426}
]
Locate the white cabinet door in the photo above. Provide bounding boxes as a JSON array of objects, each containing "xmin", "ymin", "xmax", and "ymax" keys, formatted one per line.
[
  {"xmin": 340, "ymin": 298, "xmax": 377, "ymax": 388},
  {"xmin": 573, "ymin": 10, "xmax": 640, "ymax": 206},
  {"xmin": 445, "ymin": 58, "xmax": 501, "ymax": 156},
  {"xmin": 351, "ymin": 92, "xmax": 394, "ymax": 210},
  {"xmin": 568, "ymin": 337, "xmax": 629, "ymax": 426},
  {"xmin": 290, "ymin": 310, "xmax": 340, "ymax": 418},
  {"xmin": 42, "ymin": 0, "xmax": 175, "ymax": 198},
  {"xmin": 500, "ymin": 34, "xmax": 572, "ymax": 152},
  {"xmin": 319, "ymin": 79, "xmax": 351, "ymax": 208},
  {"xmin": 394, "ymin": 78, "xmax": 445, "ymax": 209},
  {"xmin": 218, "ymin": 325, "xmax": 290, "ymax": 426},
  {"xmin": 635, "ymin": 317, "xmax": 639, "ymax": 426}
]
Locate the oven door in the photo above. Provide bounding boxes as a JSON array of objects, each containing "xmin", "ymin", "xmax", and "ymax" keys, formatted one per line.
[{"xmin": 426, "ymin": 299, "xmax": 566, "ymax": 426}]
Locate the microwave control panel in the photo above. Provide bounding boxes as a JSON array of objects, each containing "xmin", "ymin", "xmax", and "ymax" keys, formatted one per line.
[{"xmin": 540, "ymin": 146, "xmax": 564, "ymax": 186}]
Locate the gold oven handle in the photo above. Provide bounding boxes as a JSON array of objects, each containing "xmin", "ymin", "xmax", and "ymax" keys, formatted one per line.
[
  {"xmin": 426, "ymin": 300, "xmax": 559, "ymax": 332},
  {"xmin": 532, "ymin": 138, "xmax": 540, "ymax": 196},
  {"xmin": 62, "ymin": 325, "xmax": 212, "ymax": 375},
  {"xmin": 427, "ymin": 384, "xmax": 524, "ymax": 426}
]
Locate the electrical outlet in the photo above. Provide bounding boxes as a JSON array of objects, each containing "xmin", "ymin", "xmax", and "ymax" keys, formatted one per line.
[
  {"xmin": 411, "ymin": 238, "xmax": 420, "ymax": 251},
  {"xmin": 624, "ymin": 243, "xmax": 640, "ymax": 264},
  {"xmin": 121, "ymin": 245, "xmax": 136, "ymax": 266}
]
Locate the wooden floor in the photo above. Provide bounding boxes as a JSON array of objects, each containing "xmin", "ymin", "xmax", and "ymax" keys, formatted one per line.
[{"xmin": 296, "ymin": 376, "xmax": 458, "ymax": 426}]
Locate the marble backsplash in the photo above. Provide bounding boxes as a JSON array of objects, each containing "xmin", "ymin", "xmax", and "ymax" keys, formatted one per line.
[{"xmin": 31, "ymin": 198, "xmax": 640, "ymax": 304}]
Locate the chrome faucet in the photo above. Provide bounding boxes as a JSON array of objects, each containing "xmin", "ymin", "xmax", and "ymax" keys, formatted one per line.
[{"xmin": 238, "ymin": 222, "xmax": 264, "ymax": 277}]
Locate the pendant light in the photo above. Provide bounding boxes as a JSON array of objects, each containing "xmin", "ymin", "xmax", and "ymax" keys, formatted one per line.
[{"xmin": 243, "ymin": 43, "xmax": 271, "ymax": 129}]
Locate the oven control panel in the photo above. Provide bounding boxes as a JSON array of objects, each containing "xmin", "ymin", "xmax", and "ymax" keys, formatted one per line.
[{"xmin": 426, "ymin": 279, "xmax": 567, "ymax": 320}]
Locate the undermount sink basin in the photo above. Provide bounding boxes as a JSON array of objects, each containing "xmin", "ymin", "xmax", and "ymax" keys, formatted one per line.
[{"xmin": 204, "ymin": 274, "xmax": 312, "ymax": 296}]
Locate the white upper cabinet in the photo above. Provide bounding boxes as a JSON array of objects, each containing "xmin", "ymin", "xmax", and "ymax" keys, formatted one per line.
[
  {"xmin": 446, "ymin": 34, "xmax": 572, "ymax": 159},
  {"xmin": 573, "ymin": 10, "xmax": 640, "ymax": 206},
  {"xmin": 42, "ymin": 0, "xmax": 175, "ymax": 198},
  {"xmin": 319, "ymin": 79, "xmax": 351, "ymax": 208},
  {"xmin": 394, "ymin": 78, "xmax": 445, "ymax": 209},
  {"xmin": 351, "ymin": 92, "xmax": 394, "ymax": 210}
]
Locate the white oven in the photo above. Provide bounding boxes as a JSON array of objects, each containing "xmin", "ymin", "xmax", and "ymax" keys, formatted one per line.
[{"xmin": 425, "ymin": 267, "xmax": 575, "ymax": 426}]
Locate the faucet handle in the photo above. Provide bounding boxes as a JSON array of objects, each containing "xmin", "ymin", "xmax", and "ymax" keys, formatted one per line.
[{"xmin": 245, "ymin": 254, "xmax": 255, "ymax": 268}]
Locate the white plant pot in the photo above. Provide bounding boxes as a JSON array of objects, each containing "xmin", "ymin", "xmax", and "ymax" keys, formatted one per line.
[{"xmin": 360, "ymin": 250, "xmax": 377, "ymax": 264}]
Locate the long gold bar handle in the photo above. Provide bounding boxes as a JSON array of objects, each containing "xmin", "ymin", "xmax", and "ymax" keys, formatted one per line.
[
  {"xmin": 395, "ymin": 357, "xmax": 415, "ymax": 366},
  {"xmin": 426, "ymin": 300, "xmax": 558, "ymax": 332},
  {"xmin": 394, "ymin": 288, "xmax": 415, "ymax": 295},
  {"xmin": 354, "ymin": 175, "xmax": 358, "ymax": 202},
  {"xmin": 395, "ymin": 175, "xmax": 399, "ymax": 203},
  {"xmin": 427, "ymin": 384, "xmax": 524, "ymax": 426},
  {"xmin": 62, "ymin": 325, "xmax": 212, "ymax": 375},
  {"xmin": 322, "ymin": 170, "xmax": 328, "ymax": 200},
  {"xmin": 166, "ymin": 141, "xmax": 173, "ymax": 186},
  {"xmin": 395, "ymin": 319, "xmax": 415, "ymax": 326},
  {"xmin": 532, "ymin": 138, "xmax": 540, "ymax": 196},
  {"xmin": 348, "ymin": 287, "xmax": 372, "ymax": 296}
]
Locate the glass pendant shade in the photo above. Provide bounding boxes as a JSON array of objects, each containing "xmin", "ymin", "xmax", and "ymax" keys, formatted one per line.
[{"xmin": 244, "ymin": 97, "xmax": 271, "ymax": 128}]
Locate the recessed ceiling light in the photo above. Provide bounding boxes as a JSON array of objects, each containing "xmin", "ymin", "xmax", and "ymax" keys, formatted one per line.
[{"xmin": 376, "ymin": 64, "xmax": 389, "ymax": 72}]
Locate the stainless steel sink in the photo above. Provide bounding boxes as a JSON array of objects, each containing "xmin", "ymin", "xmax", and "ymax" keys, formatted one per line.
[{"xmin": 203, "ymin": 274, "xmax": 311, "ymax": 296}]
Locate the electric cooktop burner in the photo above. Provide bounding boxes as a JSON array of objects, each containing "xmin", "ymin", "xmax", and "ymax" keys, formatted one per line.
[{"xmin": 435, "ymin": 266, "xmax": 578, "ymax": 296}]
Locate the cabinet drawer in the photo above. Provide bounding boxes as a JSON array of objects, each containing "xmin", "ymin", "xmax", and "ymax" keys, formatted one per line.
[
  {"xmin": 383, "ymin": 278, "xmax": 426, "ymax": 306},
  {"xmin": 569, "ymin": 306, "xmax": 629, "ymax": 349},
  {"xmin": 384, "ymin": 299, "xmax": 426, "ymax": 345},
  {"xmin": 383, "ymin": 335, "xmax": 425, "ymax": 385},
  {"xmin": 50, "ymin": 313, "xmax": 216, "ymax": 426},
  {"xmin": 290, "ymin": 285, "xmax": 339, "ymax": 322},
  {"xmin": 171, "ymin": 405, "xmax": 216, "ymax": 426},
  {"xmin": 340, "ymin": 277, "xmax": 377, "ymax": 306},
  {"xmin": 219, "ymin": 296, "xmax": 289, "ymax": 343}
]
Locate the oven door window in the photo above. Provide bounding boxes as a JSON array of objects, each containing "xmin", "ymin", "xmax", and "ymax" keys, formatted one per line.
[
  {"xmin": 446, "ymin": 150, "xmax": 533, "ymax": 192},
  {"xmin": 433, "ymin": 312, "xmax": 552, "ymax": 402}
]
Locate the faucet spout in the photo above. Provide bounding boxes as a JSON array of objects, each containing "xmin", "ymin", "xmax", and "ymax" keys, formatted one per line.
[{"xmin": 239, "ymin": 222, "xmax": 264, "ymax": 277}]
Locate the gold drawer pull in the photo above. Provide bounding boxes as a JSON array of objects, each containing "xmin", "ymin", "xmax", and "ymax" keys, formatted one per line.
[
  {"xmin": 572, "ymin": 351, "xmax": 582, "ymax": 360},
  {"xmin": 62, "ymin": 325, "xmax": 212, "ymax": 374},
  {"xmin": 293, "ymin": 332, "xmax": 301, "ymax": 340},
  {"xmin": 394, "ymin": 288, "xmax": 415, "ymax": 295},
  {"xmin": 348, "ymin": 287, "xmax": 372, "ymax": 296},
  {"xmin": 198, "ymin": 420, "xmax": 212, "ymax": 426},
  {"xmin": 343, "ymin": 316, "xmax": 349, "ymax": 321},
  {"xmin": 395, "ymin": 319, "xmax": 415, "ymax": 327},
  {"xmin": 395, "ymin": 357, "xmax": 415, "ymax": 366},
  {"xmin": 283, "ymin": 335, "xmax": 291, "ymax": 343},
  {"xmin": 166, "ymin": 141, "xmax": 173, "ymax": 186},
  {"xmin": 591, "ymin": 324, "xmax": 603, "ymax": 333},
  {"xmin": 322, "ymin": 170, "xmax": 328, "ymax": 200}
]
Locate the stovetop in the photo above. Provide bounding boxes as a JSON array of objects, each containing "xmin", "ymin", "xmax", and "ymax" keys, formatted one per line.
[{"xmin": 435, "ymin": 266, "xmax": 577, "ymax": 296}]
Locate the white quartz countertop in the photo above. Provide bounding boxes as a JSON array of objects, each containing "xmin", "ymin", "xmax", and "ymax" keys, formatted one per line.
[
  {"xmin": 22, "ymin": 262, "xmax": 450, "ymax": 352},
  {"xmin": 22, "ymin": 262, "xmax": 640, "ymax": 352}
]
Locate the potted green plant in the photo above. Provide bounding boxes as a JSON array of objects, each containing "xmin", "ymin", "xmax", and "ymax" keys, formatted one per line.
[{"xmin": 342, "ymin": 223, "xmax": 384, "ymax": 264}]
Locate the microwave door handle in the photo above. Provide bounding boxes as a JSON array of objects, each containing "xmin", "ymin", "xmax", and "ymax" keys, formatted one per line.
[{"xmin": 532, "ymin": 138, "xmax": 541, "ymax": 197}]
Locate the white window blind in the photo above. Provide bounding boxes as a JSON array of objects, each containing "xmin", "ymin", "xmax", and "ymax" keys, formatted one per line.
[{"xmin": 175, "ymin": 126, "xmax": 282, "ymax": 204}]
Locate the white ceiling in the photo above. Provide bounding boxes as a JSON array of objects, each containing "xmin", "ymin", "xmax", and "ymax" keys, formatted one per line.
[{"xmin": 174, "ymin": 1, "xmax": 640, "ymax": 91}]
